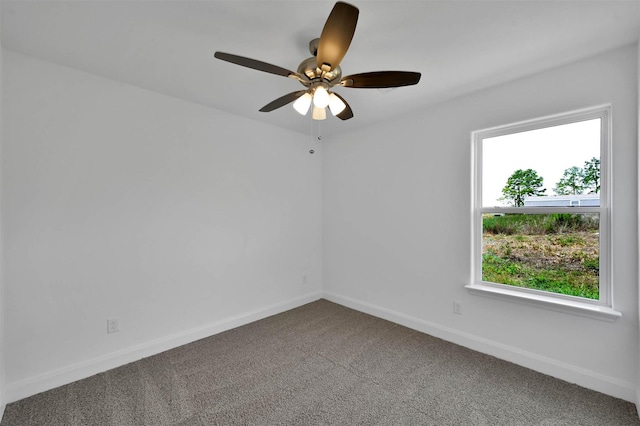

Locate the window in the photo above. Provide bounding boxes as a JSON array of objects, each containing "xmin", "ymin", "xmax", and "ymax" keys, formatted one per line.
[{"xmin": 468, "ymin": 106, "xmax": 620, "ymax": 321}]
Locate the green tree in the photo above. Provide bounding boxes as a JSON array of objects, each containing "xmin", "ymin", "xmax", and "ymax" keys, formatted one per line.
[
  {"xmin": 582, "ymin": 157, "xmax": 600, "ymax": 193},
  {"xmin": 553, "ymin": 157, "xmax": 600, "ymax": 196},
  {"xmin": 554, "ymin": 166, "xmax": 585, "ymax": 195},
  {"xmin": 501, "ymin": 169, "xmax": 546, "ymax": 207}
]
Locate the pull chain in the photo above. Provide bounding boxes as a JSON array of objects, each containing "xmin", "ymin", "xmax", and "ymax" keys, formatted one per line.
[{"xmin": 309, "ymin": 117, "xmax": 322, "ymax": 154}]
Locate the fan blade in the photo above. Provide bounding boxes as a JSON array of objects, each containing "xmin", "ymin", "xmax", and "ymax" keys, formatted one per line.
[
  {"xmin": 259, "ymin": 91, "xmax": 307, "ymax": 112},
  {"xmin": 317, "ymin": 2, "xmax": 359, "ymax": 72},
  {"xmin": 214, "ymin": 52, "xmax": 304, "ymax": 81},
  {"xmin": 332, "ymin": 92, "xmax": 354, "ymax": 120},
  {"xmin": 341, "ymin": 71, "xmax": 421, "ymax": 88}
]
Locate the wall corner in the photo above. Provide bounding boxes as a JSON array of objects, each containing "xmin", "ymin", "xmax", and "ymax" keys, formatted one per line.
[{"xmin": 636, "ymin": 39, "xmax": 640, "ymax": 420}]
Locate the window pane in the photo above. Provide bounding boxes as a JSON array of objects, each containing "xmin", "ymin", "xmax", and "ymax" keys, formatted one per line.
[
  {"xmin": 482, "ymin": 119, "xmax": 600, "ymax": 207},
  {"xmin": 482, "ymin": 213, "xmax": 599, "ymax": 299}
]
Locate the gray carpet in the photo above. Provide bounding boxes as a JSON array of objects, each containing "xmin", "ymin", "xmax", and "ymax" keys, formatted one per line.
[{"xmin": 2, "ymin": 299, "xmax": 639, "ymax": 425}]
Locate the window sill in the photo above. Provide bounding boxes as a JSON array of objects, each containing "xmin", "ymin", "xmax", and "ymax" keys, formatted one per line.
[{"xmin": 465, "ymin": 283, "xmax": 621, "ymax": 322}]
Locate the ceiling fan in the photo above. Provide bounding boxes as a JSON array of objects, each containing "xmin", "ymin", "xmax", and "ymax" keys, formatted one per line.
[{"xmin": 214, "ymin": 1, "xmax": 421, "ymax": 121}]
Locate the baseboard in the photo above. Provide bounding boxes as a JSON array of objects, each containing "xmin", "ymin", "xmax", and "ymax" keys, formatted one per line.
[
  {"xmin": 323, "ymin": 291, "xmax": 637, "ymax": 403},
  {"xmin": 5, "ymin": 291, "xmax": 323, "ymax": 404}
]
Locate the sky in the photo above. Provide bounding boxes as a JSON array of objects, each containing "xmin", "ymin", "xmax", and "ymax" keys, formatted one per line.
[{"xmin": 482, "ymin": 118, "xmax": 601, "ymax": 207}]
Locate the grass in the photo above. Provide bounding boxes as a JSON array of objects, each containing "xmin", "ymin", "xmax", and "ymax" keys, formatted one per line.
[
  {"xmin": 483, "ymin": 213, "xmax": 598, "ymax": 235},
  {"xmin": 482, "ymin": 214, "xmax": 599, "ymax": 299}
]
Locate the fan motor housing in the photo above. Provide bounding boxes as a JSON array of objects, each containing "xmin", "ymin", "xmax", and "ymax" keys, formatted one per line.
[{"xmin": 297, "ymin": 57, "xmax": 342, "ymax": 86}]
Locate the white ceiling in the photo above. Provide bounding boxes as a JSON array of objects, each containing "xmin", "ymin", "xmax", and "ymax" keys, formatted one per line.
[{"xmin": 2, "ymin": 0, "xmax": 639, "ymax": 138}]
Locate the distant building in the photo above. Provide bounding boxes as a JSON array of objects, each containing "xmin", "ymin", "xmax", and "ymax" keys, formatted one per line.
[{"xmin": 524, "ymin": 194, "xmax": 600, "ymax": 207}]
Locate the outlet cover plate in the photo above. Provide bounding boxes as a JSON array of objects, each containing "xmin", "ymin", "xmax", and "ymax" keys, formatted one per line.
[{"xmin": 107, "ymin": 318, "xmax": 120, "ymax": 334}]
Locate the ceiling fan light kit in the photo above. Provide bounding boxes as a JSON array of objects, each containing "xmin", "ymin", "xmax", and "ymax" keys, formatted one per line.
[
  {"xmin": 328, "ymin": 93, "xmax": 347, "ymax": 115},
  {"xmin": 292, "ymin": 92, "xmax": 313, "ymax": 115},
  {"xmin": 312, "ymin": 105, "xmax": 327, "ymax": 121},
  {"xmin": 312, "ymin": 85, "xmax": 330, "ymax": 108},
  {"xmin": 214, "ymin": 1, "xmax": 421, "ymax": 122}
]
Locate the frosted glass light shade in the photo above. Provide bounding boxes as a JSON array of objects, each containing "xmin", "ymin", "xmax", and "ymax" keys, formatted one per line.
[
  {"xmin": 328, "ymin": 93, "xmax": 346, "ymax": 116},
  {"xmin": 293, "ymin": 92, "xmax": 312, "ymax": 115},
  {"xmin": 312, "ymin": 106, "xmax": 327, "ymax": 120},
  {"xmin": 312, "ymin": 86, "xmax": 330, "ymax": 108}
]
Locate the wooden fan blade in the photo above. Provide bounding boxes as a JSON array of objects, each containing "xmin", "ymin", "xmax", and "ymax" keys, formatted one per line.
[
  {"xmin": 341, "ymin": 71, "xmax": 421, "ymax": 88},
  {"xmin": 259, "ymin": 91, "xmax": 307, "ymax": 112},
  {"xmin": 317, "ymin": 2, "xmax": 359, "ymax": 72},
  {"xmin": 332, "ymin": 92, "xmax": 354, "ymax": 120},
  {"xmin": 214, "ymin": 52, "xmax": 302, "ymax": 80}
]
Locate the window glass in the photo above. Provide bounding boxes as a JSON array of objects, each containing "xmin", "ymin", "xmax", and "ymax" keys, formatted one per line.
[
  {"xmin": 482, "ymin": 119, "xmax": 600, "ymax": 207},
  {"xmin": 482, "ymin": 213, "xmax": 599, "ymax": 299},
  {"xmin": 473, "ymin": 108, "xmax": 609, "ymax": 304}
]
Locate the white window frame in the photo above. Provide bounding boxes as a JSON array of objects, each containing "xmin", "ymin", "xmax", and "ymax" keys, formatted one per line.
[{"xmin": 467, "ymin": 105, "xmax": 621, "ymax": 322}]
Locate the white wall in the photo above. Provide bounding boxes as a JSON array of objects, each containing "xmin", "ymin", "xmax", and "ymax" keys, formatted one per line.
[
  {"xmin": 637, "ymin": 40, "xmax": 640, "ymax": 416},
  {"xmin": 323, "ymin": 44, "xmax": 639, "ymax": 401},
  {"xmin": 1, "ymin": 50, "xmax": 323, "ymax": 402},
  {"xmin": 0, "ymin": 5, "xmax": 6, "ymax": 418}
]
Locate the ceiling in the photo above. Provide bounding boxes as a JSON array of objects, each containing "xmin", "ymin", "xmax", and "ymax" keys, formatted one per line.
[{"xmin": 2, "ymin": 0, "xmax": 639, "ymax": 138}]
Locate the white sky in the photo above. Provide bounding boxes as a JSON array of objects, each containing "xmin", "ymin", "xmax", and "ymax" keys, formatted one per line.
[{"xmin": 482, "ymin": 118, "xmax": 600, "ymax": 207}]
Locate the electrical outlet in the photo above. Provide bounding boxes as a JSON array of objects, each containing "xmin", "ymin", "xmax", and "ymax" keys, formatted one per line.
[
  {"xmin": 453, "ymin": 301, "xmax": 463, "ymax": 315},
  {"xmin": 107, "ymin": 318, "xmax": 120, "ymax": 334}
]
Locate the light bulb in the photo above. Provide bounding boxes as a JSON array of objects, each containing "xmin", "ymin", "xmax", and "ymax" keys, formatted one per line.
[
  {"xmin": 328, "ymin": 93, "xmax": 346, "ymax": 116},
  {"xmin": 313, "ymin": 86, "xmax": 330, "ymax": 108},
  {"xmin": 312, "ymin": 106, "xmax": 326, "ymax": 120},
  {"xmin": 293, "ymin": 92, "xmax": 312, "ymax": 115}
]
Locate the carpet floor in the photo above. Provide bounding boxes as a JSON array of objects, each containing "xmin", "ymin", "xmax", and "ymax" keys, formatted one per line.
[{"xmin": 2, "ymin": 299, "xmax": 639, "ymax": 425}]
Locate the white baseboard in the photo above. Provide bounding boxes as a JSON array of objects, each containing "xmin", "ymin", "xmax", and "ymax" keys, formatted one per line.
[
  {"xmin": 323, "ymin": 291, "xmax": 637, "ymax": 403},
  {"xmin": 5, "ymin": 291, "xmax": 322, "ymax": 404}
]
